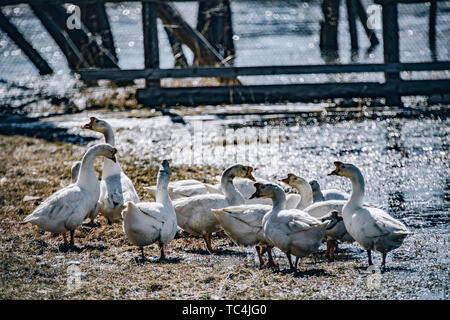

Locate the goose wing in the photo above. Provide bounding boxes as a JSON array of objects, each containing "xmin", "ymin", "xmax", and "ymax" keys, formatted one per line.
[
  {"xmin": 280, "ymin": 209, "xmax": 322, "ymax": 234},
  {"xmin": 24, "ymin": 185, "xmax": 94, "ymax": 231},
  {"xmin": 218, "ymin": 204, "xmax": 269, "ymax": 228},
  {"xmin": 136, "ymin": 202, "xmax": 166, "ymax": 225},
  {"xmin": 359, "ymin": 207, "xmax": 410, "ymax": 238}
]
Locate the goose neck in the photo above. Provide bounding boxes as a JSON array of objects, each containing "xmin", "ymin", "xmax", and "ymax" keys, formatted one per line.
[
  {"xmin": 270, "ymin": 187, "xmax": 287, "ymax": 212},
  {"xmin": 347, "ymin": 168, "xmax": 365, "ymax": 208},
  {"xmin": 221, "ymin": 167, "xmax": 244, "ymax": 205},
  {"xmin": 77, "ymin": 147, "xmax": 101, "ymax": 193},
  {"xmin": 292, "ymin": 181, "xmax": 313, "ymax": 209},
  {"xmin": 156, "ymin": 173, "xmax": 172, "ymax": 208},
  {"xmin": 103, "ymin": 125, "xmax": 115, "ymax": 146},
  {"xmin": 313, "ymin": 188, "xmax": 324, "ymax": 202},
  {"xmin": 101, "ymin": 126, "xmax": 121, "ymax": 176}
]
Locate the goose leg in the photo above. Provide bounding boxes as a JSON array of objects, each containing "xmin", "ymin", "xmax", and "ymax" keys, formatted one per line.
[
  {"xmin": 325, "ymin": 240, "xmax": 331, "ymax": 258},
  {"xmin": 69, "ymin": 230, "xmax": 74, "ymax": 248},
  {"xmin": 140, "ymin": 247, "xmax": 146, "ymax": 260},
  {"xmin": 286, "ymin": 251, "xmax": 296, "ymax": 272},
  {"xmin": 329, "ymin": 240, "xmax": 337, "ymax": 262},
  {"xmin": 260, "ymin": 245, "xmax": 267, "ymax": 256},
  {"xmin": 266, "ymin": 246, "xmax": 278, "ymax": 268},
  {"xmin": 381, "ymin": 253, "xmax": 386, "ymax": 267},
  {"xmin": 159, "ymin": 242, "xmax": 166, "ymax": 261},
  {"xmin": 203, "ymin": 234, "xmax": 213, "ymax": 253},
  {"xmin": 255, "ymin": 245, "xmax": 265, "ymax": 269},
  {"xmin": 295, "ymin": 256, "xmax": 301, "ymax": 269},
  {"xmin": 367, "ymin": 249, "xmax": 373, "ymax": 266},
  {"xmin": 62, "ymin": 233, "xmax": 69, "ymax": 246}
]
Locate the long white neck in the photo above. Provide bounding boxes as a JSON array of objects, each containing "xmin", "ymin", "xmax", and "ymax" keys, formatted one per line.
[
  {"xmin": 221, "ymin": 167, "xmax": 245, "ymax": 205},
  {"xmin": 156, "ymin": 173, "xmax": 173, "ymax": 211},
  {"xmin": 292, "ymin": 180, "xmax": 314, "ymax": 209},
  {"xmin": 262, "ymin": 185, "xmax": 287, "ymax": 228},
  {"xmin": 103, "ymin": 125, "xmax": 115, "ymax": 146},
  {"xmin": 346, "ymin": 167, "xmax": 365, "ymax": 209},
  {"xmin": 101, "ymin": 125, "xmax": 121, "ymax": 177},
  {"xmin": 76, "ymin": 146, "xmax": 101, "ymax": 194},
  {"xmin": 269, "ymin": 186, "xmax": 287, "ymax": 213}
]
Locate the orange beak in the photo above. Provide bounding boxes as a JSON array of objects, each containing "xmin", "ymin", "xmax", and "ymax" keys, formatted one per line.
[
  {"xmin": 279, "ymin": 177, "xmax": 290, "ymax": 184},
  {"xmin": 249, "ymin": 183, "xmax": 262, "ymax": 199},
  {"xmin": 246, "ymin": 167, "xmax": 256, "ymax": 182},
  {"xmin": 81, "ymin": 117, "xmax": 96, "ymax": 130},
  {"xmin": 328, "ymin": 161, "xmax": 343, "ymax": 176}
]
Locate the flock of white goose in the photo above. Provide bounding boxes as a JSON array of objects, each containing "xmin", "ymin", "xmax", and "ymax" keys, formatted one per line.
[{"xmin": 23, "ymin": 117, "xmax": 411, "ymax": 271}]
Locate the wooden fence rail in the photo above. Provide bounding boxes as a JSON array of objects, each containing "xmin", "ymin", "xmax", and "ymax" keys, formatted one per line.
[{"xmin": 80, "ymin": 62, "xmax": 450, "ymax": 81}]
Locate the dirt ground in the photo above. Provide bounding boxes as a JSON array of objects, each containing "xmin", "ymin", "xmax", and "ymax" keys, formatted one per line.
[{"xmin": 0, "ymin": 134, "xmax": 443, "ymax": 300}]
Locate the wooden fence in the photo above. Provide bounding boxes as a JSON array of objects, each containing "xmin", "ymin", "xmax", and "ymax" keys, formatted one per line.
[{"xmin": 0, "ymin": 0, "xmax": 449, "ymax": 107}]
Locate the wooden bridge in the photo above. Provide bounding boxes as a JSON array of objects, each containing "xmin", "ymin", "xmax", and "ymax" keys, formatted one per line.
[{"xmin": 0, "ymin": 0, "xmax": 449, "ymax": 108}]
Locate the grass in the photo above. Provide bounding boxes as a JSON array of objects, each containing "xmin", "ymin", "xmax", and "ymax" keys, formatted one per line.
[{"xmin": 0, "ymin": 134, "xmax": 444, "ymax": 300}]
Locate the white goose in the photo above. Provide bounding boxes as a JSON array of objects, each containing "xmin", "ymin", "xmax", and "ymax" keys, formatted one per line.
[
  {"xmin": 279, "ymin": 173, "xmax": 354, "ymax": 261},
  {"xmin": 144, "ymin": 179, "xmax": 220, "ymax": 201},
  {"xmin": 173, "ymin": 164, "xmax": 256, "ymax": 252},
  {"xmin": 82, "ymin": 117, "xmax": 139, "ymax": 224},
  {"xmin": 122, "ymin": 160, "xmax": 177, "ymax": 261},
  {"xmin": 309, "ymin": 180, "xmax": 349, "ymax": 202},
  {"xmin": 328, "ymin": 161, "xmax": 411, "ymax": 267},
  {"xmin": 250, "ymin": 183, "xmax": 329, "ymax": 271},
  {"xmin": 148, "ymin": 176, "xmax": 301, "ymax": 208},
  {"xmin": 212, "ymin": 204, "xmax": 275, "ymax": 269},
  {"xmin": 22, "ymin": 144, "xmax": 117, "ymax": 247}
]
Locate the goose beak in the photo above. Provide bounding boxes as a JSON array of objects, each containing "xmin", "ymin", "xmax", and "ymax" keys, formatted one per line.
[
  {"xmin": 249, "ymin": 183, "xmax": 262, "ymax": 199},
  {"xmin": 279, "ymin": 177, "xmax": 290, "ymax": 184},
  {"xmin": 328, "ymin": 161, "xmax": 343, "ymax": 176},
  {"xmin": 81, "ymin": 117, "xmax": 96, "ymax": 130},
  {"xmin": 249, "ymin": 191, "xmax": 260, "ymax": 199},
  {"xmin": 246, "ymin": 167, "xmax": 256, "ymax": 182},
  {"xmin": 111, "ymin": 156, "xmax": 117, "ymax": 163}
]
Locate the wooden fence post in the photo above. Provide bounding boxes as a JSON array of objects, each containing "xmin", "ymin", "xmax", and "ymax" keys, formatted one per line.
[
  {"xmin": 320, "ymin": 0, "xmax": 341, "ymax": 63},
  {"xmin": 223, "ymin": 0, "xmax": 235, "ymax": 64},
  {"xmin": 346, "ymin": 0, "xmax": 359, "ymax": 58},
  {"xmin": 381, "ymin": 1, "xmax": 401, "ymax": 106},
  {"xmin": 429, "ymin": 0, "xmax": 437, "ymax": 61},
  {"xmin": 355, "ymin": 0, "xmax": 379, "ymax": 50},
  {"xmin": 80, "ymin": 3, "xmax": 118, "ymax": 62},
  {"xmin": 142, "ymin": 1, "xmax": 160, "ymax": 87},
  {"xmin": 155, "ymin": 2, "xmax": 225, "ymax": 66}
]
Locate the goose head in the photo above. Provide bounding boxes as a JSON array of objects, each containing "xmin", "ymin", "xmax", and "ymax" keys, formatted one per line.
[
  {"xmin": 309, "ymin": 180, "xmax": 320, "ymax": 192},
  {"xmin": 328, "ymin": 161, "xmax": 356, "ymax": 178},
  {"xmin": 160, "ymin": 159, "xmax": 171, "ymax": 177},
  {"xmin": 97, "ymin": 143, "xmax": 117, "ymax": 163},
  {"xmin": 156, "ymin": 159, "xmax": 171, "ymax": 189},
  {"xmin": 320, "ymin": 210, "xmax": 343, "ymax": 230},
  {"xmin": 249, "ymin": 183, "xmax": 281, "ymax": 199},
  {"xmin": 226, "ymin": 164, "xmax": 256, "ymax": 181},
  {"xmin": 279, "ymin": 173, "xmax": 309, "ymax": 190},
  {"xmin": 81, "ymin": 117, "xmax": 110, "ymax": 134}
]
